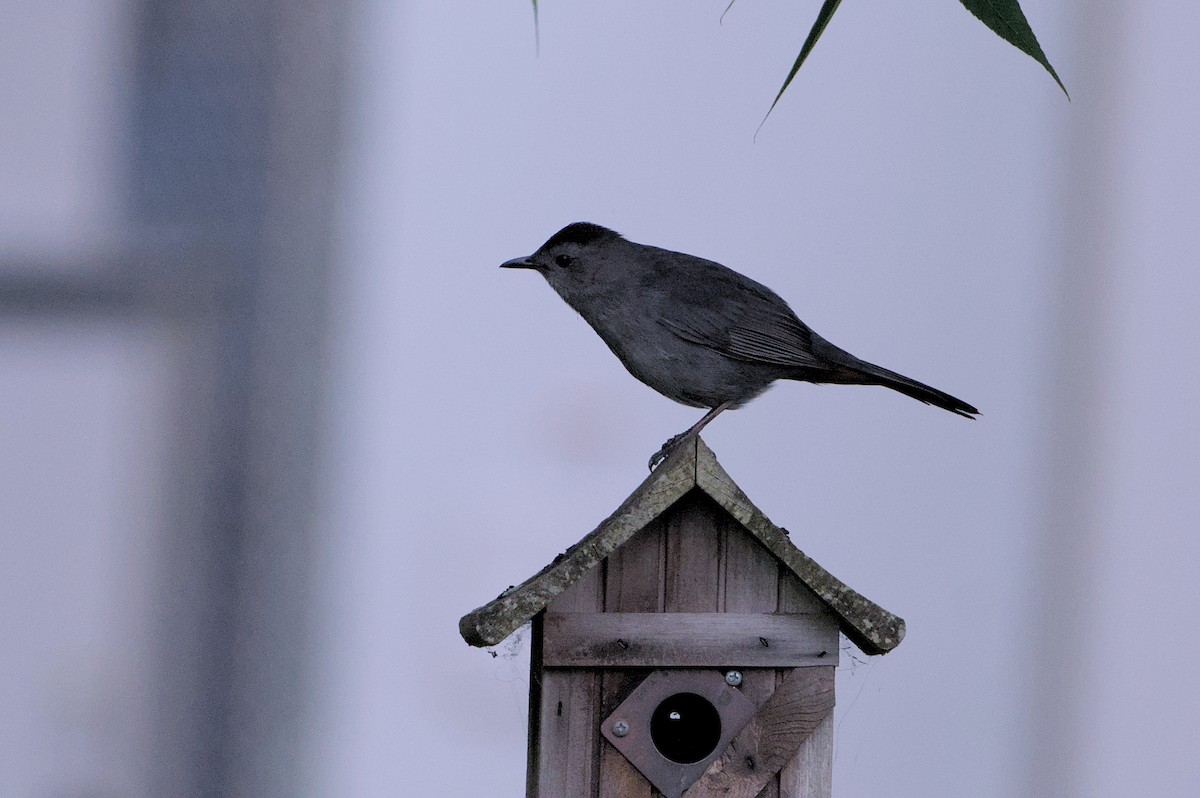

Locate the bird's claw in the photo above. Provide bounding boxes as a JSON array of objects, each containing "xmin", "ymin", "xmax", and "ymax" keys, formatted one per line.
[{"xmin": 648, "ymin": 432, "xmax": 688, "ymax": 471}]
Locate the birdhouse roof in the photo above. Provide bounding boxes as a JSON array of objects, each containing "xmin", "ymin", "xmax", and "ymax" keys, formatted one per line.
[{"xmin": 458, "ymin": 436, "xmax": 905, "ymax": 656}]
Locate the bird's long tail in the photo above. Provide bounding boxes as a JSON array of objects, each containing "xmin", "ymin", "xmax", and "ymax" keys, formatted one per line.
[{"xmin": 816, "ymin": 349, "xmax": 979, "ymax": 418}]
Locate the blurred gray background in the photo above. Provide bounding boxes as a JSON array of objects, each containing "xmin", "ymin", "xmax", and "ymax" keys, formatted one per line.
[{"xmin": 2, "ymin": 1, "xmax": 1197, "ymax": 796}]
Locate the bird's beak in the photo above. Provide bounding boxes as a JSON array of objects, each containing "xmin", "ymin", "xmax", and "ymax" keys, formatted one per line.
[{"xmin": 500, "ymin": 255, "xmax": 538, "ymax": 270}]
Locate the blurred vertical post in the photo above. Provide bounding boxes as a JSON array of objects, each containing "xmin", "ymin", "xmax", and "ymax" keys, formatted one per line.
[
  {"xmin": 1028, "ymin": 2, "xmax": 1124, "ymax": 795},
  {"xmin": 128, "ymin": 2, "xmax": 349, "ymax": 795}
]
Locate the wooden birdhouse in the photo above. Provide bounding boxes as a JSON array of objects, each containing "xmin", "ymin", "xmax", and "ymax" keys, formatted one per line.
[{"xmin": 459, "ymin": 436, "xmax": 905, "ymax": 798}]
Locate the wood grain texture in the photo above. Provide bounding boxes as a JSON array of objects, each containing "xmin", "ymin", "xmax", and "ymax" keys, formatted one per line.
[
  {"xmin": 550, "ymin": 563, "xmax": 604, "ymax": 613},
  {"xmin": 605, "ymin": 518, "xmax": 665, "ymax": 614},
  {"xmin": 532, "ymin": 555, "xmax": 605, "ymax": 797},
  {"xmin": 778, "ymin": 571, "xmax": 836, "ymax": 798},
  {"xmin": 776, "ymin": 570, "xmax": 830, "ymax": 617},
  {"xmin": 526, "ymin": 615, "xmax": 543, "ymax": 798},
  {"xmin": 598, "ymin": 517, "xmax": 666, "ymax": 798},
  {"xmin": 599, "ymin": 670, "xmax": 656, "ymax": 797},
  {"xmin": 664, "ymin": 491, "xmax": 723, "ymax": 612},
  {"xmin": 778, "ymin": 711, "xmax": 833, "ymax": 798},
  {"xmin": 723, "ymin": 521, "xmax": 781, "ymax": 798},
  {"xmin": 684, "ymin": 667, "xmax": 835, "ymax": 798},
  {"xmin": 542, "ymin": 613, "xmax": 839, "ymax": 668},
  {"xmin": 535, "ymin": 668, "xmax": 601, "ymax": 797},
  {"xmin": 777, "ymin": 575, "xmax": 838, "ymax": 664},
  {"xmin": 723, "ymin": 524, "xmax": 779, "ymax": 615}
]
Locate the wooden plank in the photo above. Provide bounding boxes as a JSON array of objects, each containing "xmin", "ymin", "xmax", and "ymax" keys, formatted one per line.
[
  {"xmin": 723, "ymin": 521, "xmax": 781, "ymax": 798},
  {"xmin": 599, "ymin": 670, "xmax": 656, "ymax": 797},
  {"xmin": 535, "ymin": 668, "xmax": 601, "ymax": 797},
  {"xmin": 776, "ymin": 570, "xmax": 830, "ymax": 617},
  {"xmin": 549, "ymin": 560, "xmax": 604, "ymax": 613},
  {"xmin": 778, "ymin": 579, "xmax": 835, "ymax": 798},
  {"xmin": 777, "ymin": 575, "xmax": 838, "ymax": 663},
  {"xmin": 527, "ymin": 615, "xmax": 544, "ymax": 798},
  {"xmin": 599, "ymin": 515, "xmax": 665, "ymax": 798},
  {"xmin": 684, "ymin": 667, "xmax": 835, "ymax": 798},
  {"xmin": 724, "ymin": 670, "xmax": 782, "ymax": 798},
  {"xmin": 723, "ymin": 525, "xmax": 779, "ymax": 615},
  {"xmin": 778, "ymin": 711, "xmax": 833, "ymax": 798},
  {"xmin": 664, "ymin": 491, "xmax": 722, "ymax": 612},
  {"xmin": 604, "ymin": 518, "xmax": 665, "ymax": 614},
  {"xmin": 542, "ymin": 613, "xmax": 839, "ymax": 668},
  {"xmin": 534, "ymin": 558, "xmax": 605, "ymax": 797}
]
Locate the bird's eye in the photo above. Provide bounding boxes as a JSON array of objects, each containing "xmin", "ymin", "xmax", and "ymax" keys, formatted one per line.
[{"xmin": 554, "ymin": 254, "xmax": 574, "ymax": 268}]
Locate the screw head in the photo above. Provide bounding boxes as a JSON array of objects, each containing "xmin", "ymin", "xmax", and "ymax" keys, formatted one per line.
[
  {"xmin": 612, "ymin": 720, "xmax": 630, "ymax": 737},
  {"xmin": 724, "ymin": 670, "xmax": 743, "ymax": 687}
]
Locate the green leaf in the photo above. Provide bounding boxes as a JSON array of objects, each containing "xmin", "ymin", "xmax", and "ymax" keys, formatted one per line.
[
  {"xmin": 759, "ymin": 0, "xmax": 1066, "ymax": 125},
  {"xmin": 958, "ymin": 0, "xmax": 1068, "ymax": 97},
  {"xmin": 531, "ymin": 0, "xmax": 540, "ymax": 52},
  {"xmin": 764, "ymin": 0, "xmax": 845, "ymax": 120}
]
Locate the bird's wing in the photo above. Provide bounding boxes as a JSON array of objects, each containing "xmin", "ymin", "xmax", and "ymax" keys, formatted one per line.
[{"xmin": 654, "ymin": 259, "xmax": 827, "ymax": 370}]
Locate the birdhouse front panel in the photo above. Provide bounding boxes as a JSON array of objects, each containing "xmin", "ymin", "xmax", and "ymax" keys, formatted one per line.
[
  {"xmin": 461, "ymin": 438, "xmax": 903, "ymax": 798},
  {"xmin": 529, "ymin": 488, "xmax": 839, "ymax": 798}
]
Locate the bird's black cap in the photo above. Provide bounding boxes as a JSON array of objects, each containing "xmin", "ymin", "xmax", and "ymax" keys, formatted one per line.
[{"xmin": 542, "ymin": 222, "xmax": 620, "ymax": 250}]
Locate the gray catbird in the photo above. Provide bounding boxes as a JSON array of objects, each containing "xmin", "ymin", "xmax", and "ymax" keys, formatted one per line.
[{"xmin": 502, "ymin": 222, "xmax": 977, "ymax": 467}]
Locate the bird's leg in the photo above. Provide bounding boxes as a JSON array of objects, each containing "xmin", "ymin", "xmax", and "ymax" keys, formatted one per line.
[{"xmin": 647, "ymin": 401, "xmax": 734, "ymax": 471}]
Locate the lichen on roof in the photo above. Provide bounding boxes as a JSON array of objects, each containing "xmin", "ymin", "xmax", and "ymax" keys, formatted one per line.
[{"xmin": 458, "ymin": 436, "xmax": 904, "ymax": 656}]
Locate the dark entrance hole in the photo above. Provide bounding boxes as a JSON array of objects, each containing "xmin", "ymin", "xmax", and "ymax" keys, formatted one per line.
[{"xmin": 649, "ymin": 692, "xmax": 722, "ymax": 764}]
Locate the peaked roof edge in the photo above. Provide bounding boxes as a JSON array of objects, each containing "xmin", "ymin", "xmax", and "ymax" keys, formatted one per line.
[
  {"xmin": 459, "ymin": 436, "xmax": 905, "ymax": 656},
  {"xmin": 458, "ymin": 437, "xmax": 699, "ymax": 648},
  {"xmin": 692, "ymin": 440, "xmax": 905, "ymax": 655}
]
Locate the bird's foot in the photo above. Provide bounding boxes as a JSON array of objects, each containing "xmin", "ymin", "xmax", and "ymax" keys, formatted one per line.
[
  {"xmin": 648, "ymin": 402, "xmax": 732, "ymax": 470},
  {"xmin": 648, "ymin": 432, "xmax": 690, "ymax": 471}
]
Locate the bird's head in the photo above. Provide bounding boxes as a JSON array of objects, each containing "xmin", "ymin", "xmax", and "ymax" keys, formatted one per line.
[{"xmin": 501, "ymin": 222, "xmax": 632, "ymax": 302}]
